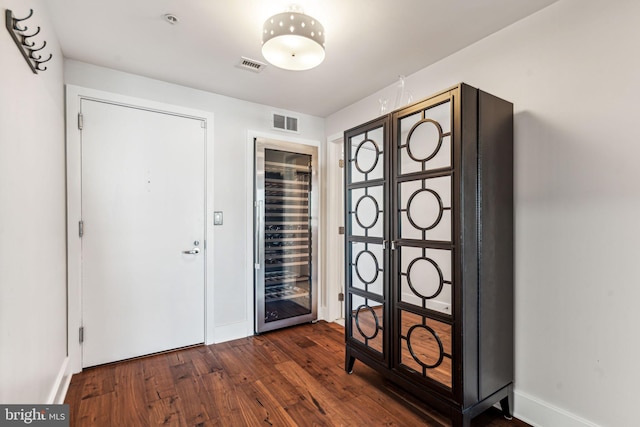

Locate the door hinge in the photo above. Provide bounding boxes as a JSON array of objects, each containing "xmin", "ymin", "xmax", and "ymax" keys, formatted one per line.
[
  {"xmin": 254, "ymin": 263, "xmax": 260, "ymax": 269},
  {"xmin": 78, "ymin": 220, "xmax": 84, "ymax": 237},
  {"xmin": 79, "ymin": 327, "xmax": 84, "ymax": 343},
  {"xmin": 338, "ymin": 159, "xmax": 344, "ymax": 168},
  {"xmin": 338, "ymin": 226, "xmax": 345, "ymax": 235},
  {"xmin": 78, "ymin": 113, "xmax": 83, "ymax": 130},
  {"xmin": 201, "ymin": 121, "xmax": 206, "ymax": 128},
  {"xmin": 338, "ymin": 292, "xmax": 344, "ymax": 302}
]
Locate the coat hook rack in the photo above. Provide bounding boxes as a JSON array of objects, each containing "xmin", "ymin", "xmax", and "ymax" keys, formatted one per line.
[{"xmin": 5, "ymin": 9, "xmax": 53, "ymax": 73}]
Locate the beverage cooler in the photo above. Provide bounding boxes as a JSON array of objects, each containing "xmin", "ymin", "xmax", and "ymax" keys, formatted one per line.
[{"xmin": 254, "ymin": 138, "xmax": 318, "ymax": 333}]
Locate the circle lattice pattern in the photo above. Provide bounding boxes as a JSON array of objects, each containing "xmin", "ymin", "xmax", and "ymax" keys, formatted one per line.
[
  {"xmin": 354, "ymin": 195, "xmax": 379, "ymax": 229},
  {"xmin": 354, "ymin": 250, "xmax": 379, "ymax": 284},
  {"xmin": 406, "ymin": 119, "xmax": 443, "ymax": 163},
  {"xmin": 354, "ymin": 139, "xmax": 380, "ymax": 174},
  {"xmin": 407, "ymin": 324, "xmax": 444, "ymax": 369},
  {"xmin": 354, "ymin": 304, "xmax": 379, "ymax": 340},
  {"xmin": 407, "ymin": 257, "xmax": 444, "ymax": 299},
  {"xmin": 406, "ymin": 189, "xmax": 443, "ymax": 231}
]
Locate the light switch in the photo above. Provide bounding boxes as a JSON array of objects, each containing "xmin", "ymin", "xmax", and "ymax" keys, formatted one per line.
[{"xmin": 213, "ymin": 211, "xmax": 223, "ymax": 225}]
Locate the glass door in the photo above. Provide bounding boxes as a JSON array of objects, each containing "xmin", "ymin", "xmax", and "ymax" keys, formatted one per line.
[{"xmin": 255, "ymin": 139, "xmax": 318, "ymax": 333}]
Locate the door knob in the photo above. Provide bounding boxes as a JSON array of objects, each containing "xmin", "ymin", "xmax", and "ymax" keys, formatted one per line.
[{"xmin": 182, "ymin": 248, "xmax": 200, "ymax": 255}]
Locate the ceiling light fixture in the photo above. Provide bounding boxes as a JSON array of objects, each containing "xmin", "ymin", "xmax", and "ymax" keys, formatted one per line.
[{"xmin": 261, "ymin": 5, "xmax": 325, "ymax": 71}]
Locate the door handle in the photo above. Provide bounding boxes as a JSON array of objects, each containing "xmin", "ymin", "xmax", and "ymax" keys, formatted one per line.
[
  {"xmin": 182, "ymin": 248, "xmax": 200, "ymax": 255},
  {"xmin": 255, "ymin": 199, "xmax": 263, "ymax": 269}
]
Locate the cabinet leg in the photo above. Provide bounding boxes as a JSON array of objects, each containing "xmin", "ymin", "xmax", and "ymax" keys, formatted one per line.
[
  {"xmin": 451, "ymin": 412, "xmax": 471, "ymax": 427},
  {"xmin": 500, "ymin": 392, "xmax": 514, "ymax": 420},
  {"xmin": 345, "ymin": 354, "xmax": 356, "ymax": 374}
]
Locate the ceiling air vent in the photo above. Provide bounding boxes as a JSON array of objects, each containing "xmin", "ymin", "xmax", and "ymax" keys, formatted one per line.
[
  {"xmin": 273, "ymin": 113, "xmax": 299, "ymax": 133},
  {"xmin": 237, "ymin": 57, "xmax": 266, "ymax": 73}
]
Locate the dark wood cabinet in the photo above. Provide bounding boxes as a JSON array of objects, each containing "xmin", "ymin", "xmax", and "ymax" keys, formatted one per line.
[{"xmin": 343, "ymin": 83, "xmax": 514, "ymax": 426}]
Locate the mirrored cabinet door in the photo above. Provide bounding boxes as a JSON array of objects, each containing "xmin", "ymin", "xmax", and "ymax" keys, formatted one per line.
[
  {"xmin": 344, "ymin": 117, "xmax": 389, "ymax": 366},
  {"xmin": 393, "ymin": 93, "xmax": 456, "ymax": 391}
]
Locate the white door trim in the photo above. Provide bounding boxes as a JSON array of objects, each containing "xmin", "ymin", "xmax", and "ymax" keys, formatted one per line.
[
  {"xmin": 65, "ymin": 85, "xmax": 215, "ymax": 374},
  {"xmin": 326, "ymin": 132, "xmax": 345, "ymax": 323}
]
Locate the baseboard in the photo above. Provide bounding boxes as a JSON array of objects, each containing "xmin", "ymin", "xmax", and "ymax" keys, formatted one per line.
[
  {"xmin": 515, "ymin": 390, "xmax": 600, "ymax": 427},
  {"xmin": 402, "ymin": 292, "xmax": 451, "ymax": 314},
  {"xmin": 318, "ymin": 304, "xmax": 328, "ymax": 322},
  {"xmin": 213, "ymin": 321, "xmax": 252, "ymax": 343},
  {"xmin": 47, "ymin": 357, "xmax": 72, "ymax": 404}
]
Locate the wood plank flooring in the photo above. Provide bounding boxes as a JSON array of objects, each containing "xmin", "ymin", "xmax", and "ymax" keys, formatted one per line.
[{"xmin": 65, "ymin": 321, "xmax": 529, "ymax": 427}]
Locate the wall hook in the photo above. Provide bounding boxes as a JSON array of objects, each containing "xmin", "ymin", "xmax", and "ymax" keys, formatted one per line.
[
  {"xmin": 5, "ymin": 9, "xmax": 52, "ymax": 74},
  {"xmin": 34, "ymin": 53, "xmax": 52, "ymax": 71},
  {"xmin": 22, "ymin": 26, "xmax": 41, "ymax": 47},
  {"xmin": 30, "ymin": 40, "xmax": 47, "ymax": 57},
  {"xmin": 11, "ymin": 8, "xmax": 32, "ymax": 31}
]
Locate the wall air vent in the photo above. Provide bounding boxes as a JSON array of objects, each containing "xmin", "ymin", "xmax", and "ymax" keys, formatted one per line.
[
  {"xmin": 272, "ymin": 113, "xmax": 299, "ymax": 133},
  {"xmin": 236, "ymin": 57, "xmax": 267, "ymax": 73}
]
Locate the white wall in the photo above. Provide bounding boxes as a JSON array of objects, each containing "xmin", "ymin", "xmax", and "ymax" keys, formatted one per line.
[
  {"xmin": 327, "ymin": 1, "xmax": 640, "ymax": 426},
  {"xmin": 64, "ymin": 60, "xmax": 326, "ymax": 342},
  {"xmin": 0, "ymin": 0, "xmax": 68, "ymax": 403}
]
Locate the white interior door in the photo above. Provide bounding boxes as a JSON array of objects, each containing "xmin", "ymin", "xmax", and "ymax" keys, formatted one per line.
[{"xmin": 80, "ymin": 99, "xmax": 205, "ymax": 367}]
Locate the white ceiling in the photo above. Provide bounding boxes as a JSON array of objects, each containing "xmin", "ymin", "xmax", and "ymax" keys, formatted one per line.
[{"xmin": 45, "ymin": 0, "xmax": 558, "ymax": 117}]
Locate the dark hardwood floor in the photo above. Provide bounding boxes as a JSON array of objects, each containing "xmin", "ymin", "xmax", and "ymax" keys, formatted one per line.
[{"xmin": 65, "ymin": 321, "xmax": 529, "ymax": 426}]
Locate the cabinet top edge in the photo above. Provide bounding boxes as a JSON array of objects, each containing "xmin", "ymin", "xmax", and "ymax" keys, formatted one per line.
[
  {"xmin": 342, "ymin": 82, "xmax": 516, "ymax": 136},
  {"xmin": 343, "ymin": 83, "xmax": 474, "ymax": 136}
]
